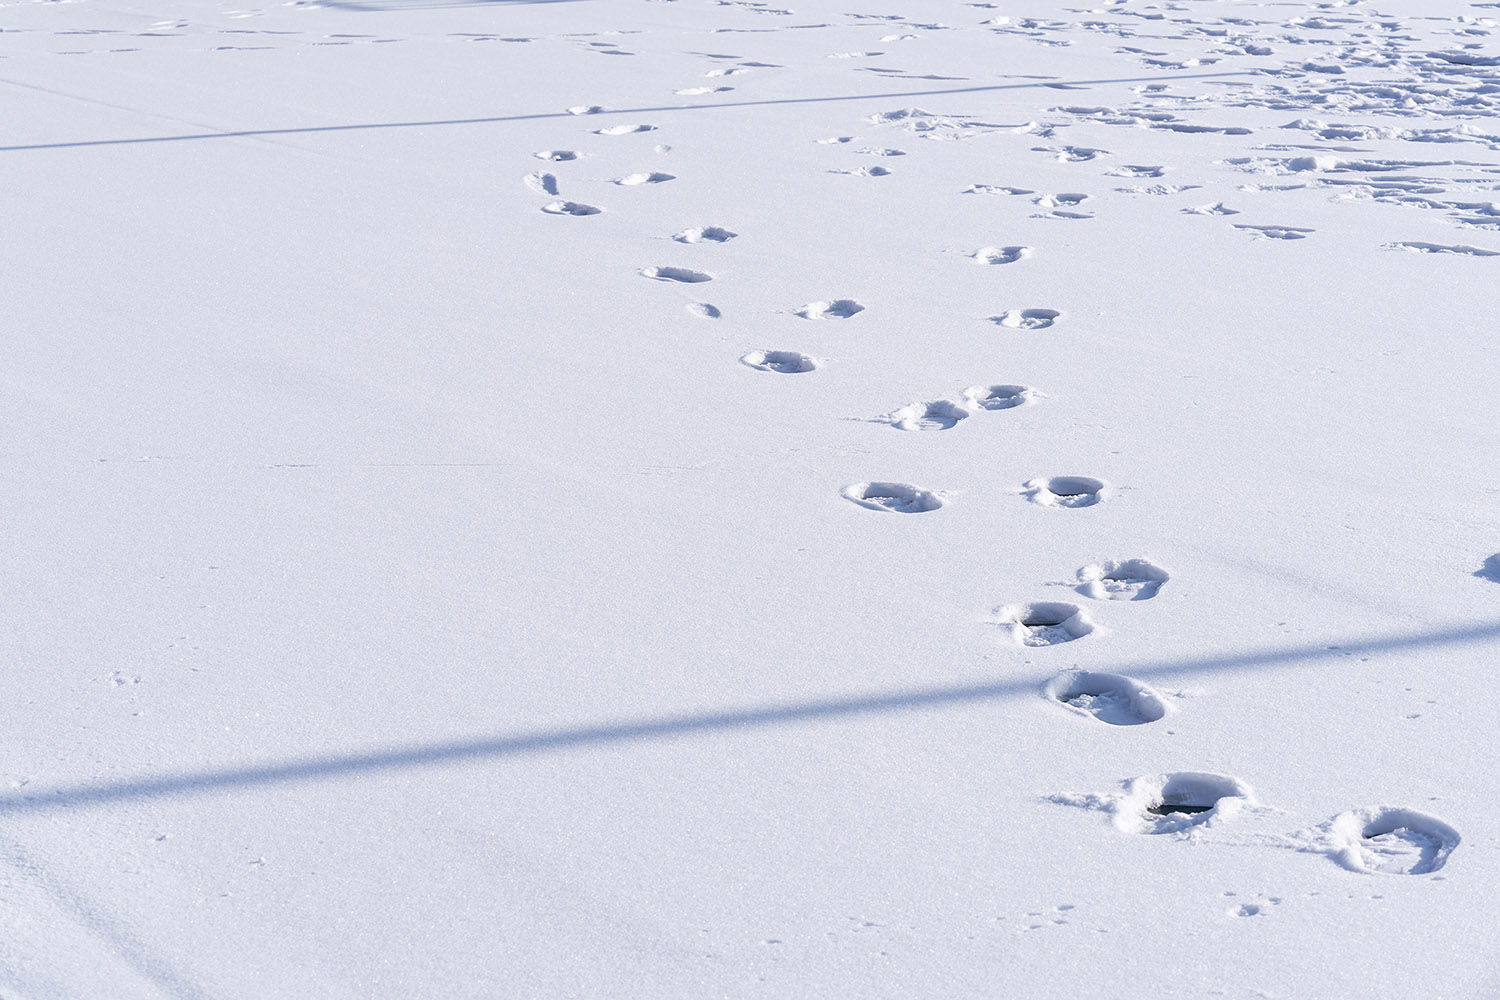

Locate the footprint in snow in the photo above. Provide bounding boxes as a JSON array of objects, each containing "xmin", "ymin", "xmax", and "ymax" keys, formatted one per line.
[
  {"xmin": 1183, "ymin": 203, "xmax": 1239, "ymax": 216},
  {"xmin": 1024, "ymin": 476, "xmax": 1107, "ymax": 508},
  {"xmin": 1315, "ymin": 807, "xmax": 1460, "ymax": 875},
  {"xmin": 818, "ymin": 136, "xmax": 858, "ymax": 144},
  {"xmin": 842, "ymin": 482, "xmax": 942, "ymax": 513},
  {"xmin": 687, "ymin": 303, "xmax": 721, "ymax": 319},
  {"xmin": 1034, "ymin": 192, "xmax": 1089, "ymax": 209},
  {"xmin": 830, "ymin": 166, "xmax": 892, "ymax": 177},
  {"xmin": 1235, "ymin": 224, "xmax": 1314, "ymax": 240},
  {"xmin": 1077, "ymin": 559, "xmax": 1168, "ymax": 600},
  {"xmin": 1107, "ymin": 164, "xmax": 1164, "ymax": 178},
  {"xmin": 741, "ymin": 350, "xmax": 817, "ymax": 373},
  {"xmin": 567, "ymin": 105, "xmax": 606, "ymax": 115},
  {"xmin": 641, "ymin": 266, "xmax": 711, "ymax": 283},
  {"xmin": 795, "ymin": 299, "xmax": 863, "ymax": 319},
  {"xmin": 524, "ymin": 172, "xmax": 559, "ymax": 195},
  {"xmin": 675, "ymin": 86, "xmax": 733, "ymax": 95},
  {"xmin": 541, "ymin": 201, "xmax": 602, "ymax": 216},
  {"xmin": 616, "ymin": 172, "xmax": 675, "ymax": 186},
  {"xmin": 964, "ymin": 184, "xmax": 1034, "ymax": 196},
  {"xmin": 991, "ymin": 308, "xmax": 1059, "ymax": 329},
  {"xmin": 1120, "ymin": 773, "xmax": 1256, "ymax": 835},
  {"xmin": 963, "ymin": 384, "xmax": 1034, "ymax": 410},
  {"xmin": 673, "ymin": 226, "xmax": 737, "ymax": 243},
  {"xmin": 534, "ymin": 150, "xmax": 578, "ymax": 161},
  {"xmin": 1046, "ymin": 670, "xmax": 1171, "ymax": 725},
  {"xmin": 995, "ymin": 602, "xmax": 1093, "ymax": 647},
  {"xmin": 594, "ymin": 123, "xmax": 657, "ymax": 135},
  {"xmin": 874, "ymin": 399, "xmax": 969, "ymax": 431},
  {"xmin": 1384, "ymin": 242, "xmax": 1500, "ymax": 256},
  {"xmin": 973, "ymin": 246, "xmax": 1031, "ymax": 265}
]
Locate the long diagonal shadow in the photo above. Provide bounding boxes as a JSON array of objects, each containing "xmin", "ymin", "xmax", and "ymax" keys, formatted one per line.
[
  {"xmin": 4, "ymin": 621, "xmax": 1497, "ymax": 815},
  {"xmin": 0, "ymin": 72, "xmax": 1251, "ymax": 153}
]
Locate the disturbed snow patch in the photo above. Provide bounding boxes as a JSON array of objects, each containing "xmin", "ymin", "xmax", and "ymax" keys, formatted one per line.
[
  {"xmin": 842, "ymin": 482, "xmax": 943, "ymax": 513},
  {"xmin": 995, "ymin": 602, "xmax": 1093, "ymax": 647},
  {"xmin": 1024, "ymin": 476, "xmax": 1108, "ymax": 508},
  {"xmin": 1077, "ymin": 559, "xmax": 1169, "ymax": 601}
]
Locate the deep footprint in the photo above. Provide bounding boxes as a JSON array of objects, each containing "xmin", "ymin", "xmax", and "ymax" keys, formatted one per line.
[
  {"xmin": 995, "ymin": 602, "xmax": 1093, "ymax": 647},
  {"xmin": 1077, "ymin": 559, "xmax": 1168, "ymax": 600},
  {"xmin": 876, "ymin": 400, "xmax": 969, "ymax": 431},
  {"xmin": 992, "ymin": 309, "xmax": 1060, "ymax": 329},
  {"xmin": 972, "ymin": 245, "xmax": 1031, "ymax": 265},
  {"xmin": 1323, "ymin": 807, "xmax": 1461, "ymax": 874},
  {"xmin": 795, "ymin": 299, "xmax": 864, "ymax": 319},
  {"xmin": 641, "ymin": 266, "xmax": 712, "ymax": 283},
  {"xmin": 842, "ymin": 482, "xmax": 942, "ymax": 513},
  {"xmin": 1123, "ymin": 773, "xmax": 1254, "ymax": 835},
  {"xmin": 673, "ymin": 226, "xmax": 737, "ymax": 244},
  {"xmin": 1024, "ymin": 476, "xmax": 1107, "ymax": 508},
  {"xmin": 615, "ymin": 172, "xmax": 675, "ymax": 186},
  {"xmin": 741, "ymin": 350, "xmax": 816, "ymax": 373},
  {"xmin": 963, "ymin": 384, "xmax": 1034, "ymax": 410},
  {"xmin": 541, "ymin": 201, "xmax": 602, "ymax": 216}
]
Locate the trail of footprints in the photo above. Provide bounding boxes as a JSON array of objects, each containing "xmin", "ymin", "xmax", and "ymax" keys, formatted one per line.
[{"xmin": 520, "ymin": 47, "xmax": 1460, "ymax": 880}]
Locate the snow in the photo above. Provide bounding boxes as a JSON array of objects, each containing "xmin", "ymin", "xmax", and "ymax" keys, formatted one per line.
[{"xmin": 4, "ymin": 0, "xmax": 1500, "ymax": 995}]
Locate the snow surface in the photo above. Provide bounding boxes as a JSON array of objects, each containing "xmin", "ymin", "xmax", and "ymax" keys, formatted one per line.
[{"xmin": 4, "ymin": 0, "xmax": 1500, "ymax": 995}]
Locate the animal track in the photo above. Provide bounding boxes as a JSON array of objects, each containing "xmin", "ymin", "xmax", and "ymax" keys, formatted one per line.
[
  {"xmin": 595, "ymin": 123, "xmax": 657, "ymax": 135},
  {"xmin": 741, "ymin": 350, "xmax": 817, "ymax": 373},
  {"xmin": 524, "ymin": 172, "xmax": 559, "ymax": 195},
  {"xmin": 615, "ymin": 172, "xmax": 675, "ymax": 185},
  {"xmin": 842, "ymin": 482, "xmax": 943, "ymax": 513},
  {"xmin": 541, "ymin": 201, "xmax": 602, "ymax": 216},
  {"xmin": 1024, "ymin": 476, "xmax": 1107, "ymax": 508},
  {"xmin": 991, "ymin": 308, "xmax": 1059, "ymax": 329},
  {"xmin": 1077, "ymin": 559, "xmax": 1168, "ymax": 601},
  {"xmin": 995, "ymin": 602, "xmax": 1093, "ymax": 647},
  {"xmin": 875, "ymin": 400, "xmax": 969, "ymax": 431},
  {"xmin": 1123, "ymin": 773, "xmax": 1255, "ymax": 835},
  {"xmin": 641, "ymin": 266, "xmax": 712, "ymax": 283},
  {"xmin": 962, "ymin": 384, "xmax": 1034, "ymax": 410},
  {"xmin": 1319, "ymin": 807, "xmax": 1461, "ymax": 875},
  {"xmin": 673, "ymin": 226, "xmax": 737, "ymax": 243},
  {"xmin": 1235, "ymin": 224, "xmax": 1314, "ymax": 240},
  {"xmin": 1046, "ymin": 671, "xmax": 1170, "ymax": 725},
  {"xmin": 972, "ymin": 246, "xmax": 1031, "ymax": 265},
  {"xmin": 534, "ymin": 150, "xmax": 578, "ymax": 161},
  {"xmin": 795, "ymin": 299, "xmax": 863, "ymax": 319}
]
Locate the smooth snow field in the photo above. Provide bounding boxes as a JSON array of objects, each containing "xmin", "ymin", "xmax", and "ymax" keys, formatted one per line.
[{"xmin": 4, "ymin": 0, "xmax": 1500, "ymax": 995}]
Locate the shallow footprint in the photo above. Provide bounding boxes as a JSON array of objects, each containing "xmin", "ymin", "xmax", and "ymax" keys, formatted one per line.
[
  {"xmin": 795, "ymin": 299, "xmax": 863, "ymax": 319},
  {"xmin": 991, "ymin": 308, "xmax": 1059, "ymax": 329},
  {"xmin": 1024, "ymin": 476, "xmax": 1107, "ymax": 508},
  {"xmin": 876, "ymin": 399, "xmax": 969, "ymax": 431},
  {"xmin": 963, "ymin": 384, "xmax": 1034, "ymax": 410},
  {"xmin": 973, "ymin": 245, "xmax": 1031, "ymax": 265},
  {"xmin": 615, "ymin": 172, "xmax": 675, "ymax": 186},
  {"xmin": 842, "ymin": 482, "xmax": 942, "ymax": 513},
  {"xmin": 741, "ymin": 349, "xmax": 816, "ymax": 373},
  {"xmin": 995, "ymin": 602, "xmax": 1093, "ymax": 647},
  {"xmin": 687, "ymin": 302, "xmax": 721, "ymax": 319},
  {"xmin": 534, "ymin": 150, "xmax": 578, "ymax": 161},
  {"xmin": 641, "ymin": 266, "xmax": 712, "ymax": 283},
  {"xmin": 541, "ymin": 200, "xmax": 601, "ymax": 216},
  {"xmin": 1046, "ymin": 670, "xmax": 1170, "ymax": 725},
  {"xmin": 595, "ymin": 123, "xmax": 657, "ymax": 135},
  {"xmin": 1078, "ymin": 559, "xmax": 1168, "ymax": 600},
  {"xmin": 1321, "ymin": 807, "xmax": 1461, "ymax": 874},
  {"xmin": 673, "ymin": 226, "xmax": 737, "ymax": 244}
]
